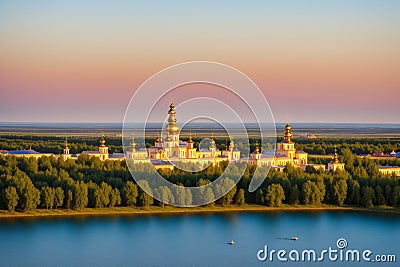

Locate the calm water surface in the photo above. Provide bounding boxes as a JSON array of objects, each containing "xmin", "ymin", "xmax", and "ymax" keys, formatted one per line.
[{"xmin": 0, "ymin": 211, "xmax": 399, "ymax": 267}]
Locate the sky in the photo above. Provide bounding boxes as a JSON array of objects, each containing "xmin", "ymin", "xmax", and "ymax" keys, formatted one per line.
[{"xmin": 0, "ymin": 0, "xmax": 399, "ymax": 123}]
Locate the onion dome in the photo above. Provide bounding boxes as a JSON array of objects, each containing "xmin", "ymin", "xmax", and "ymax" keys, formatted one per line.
[
  {"xmin": 330, "ymin": 147, "xmax": 340, "ymax": 164},
  {"xmin": 188, "ymin": 132, "xmax": 194, "ymax": 143},
  {"xmin": 166, "ymin": 100, "xmax": 180, "ymax": 135},
  {"xmin": 283, "ymin": 123, "xmax": 293, "ymax": 143},
  {"xmin": 64, "ymin": 137, "xmax": 69, "ymax": 149},
  {"xmin": 100, "ymin": 135, "xmax": 106, "ymax": 147},
  {"xmin": 255, "ymin": 141, "xmax": 260, "ymax": 153},
  {"xmin": 130, "ymin": 136, "xmax": 137, "ymax": 152}
]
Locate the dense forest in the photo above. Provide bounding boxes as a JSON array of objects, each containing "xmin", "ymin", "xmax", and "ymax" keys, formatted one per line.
[
  {"xmin": 0, "ymin": 135, "xmax": 399, "ymax": 212},
  {"xmin": 0, "ymin": 143, "xmax": 399, "ymax": 212}
]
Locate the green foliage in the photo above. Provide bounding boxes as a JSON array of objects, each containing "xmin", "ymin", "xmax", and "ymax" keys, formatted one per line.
[
  {"xmin": 361, "ymin": 186, "xmax": 376, "ymax": 208},
  {"xmin": 65, "ymin": 189, "xmax": 73, "ymax": 209},
  {"xmin": 5, "ymin": 186, "xmax": 19, "ymax": 212},
  {"xmin": 73, "ymin": 181, "xmax": 88, "ymax": 210},
  {"xmin": 123, "ymin": 181, "xmax": 139, "ymax": 206},
  {"xmin": 138, "ymin": 180, "xmax": 154, "ymax": 207},
  {"xmin": 289, "ymin": 184, "xmax": 300, "ymax": 205},
  {"xmin": 234, "ymin": 189, "xmax": 245, "ymax": 206},
  {"xmin": 265, "ymin": 184, "xmax": 285, "ymax": 207},
  {"xmin": 215, "ymin": 178, "xmax": 236, "ymax": 206},
  {"xmin": 109, "ymin": 188, "xmax": 121, "ymax": 208},
  {"xmin": 333, "ymin": 179, "xmax": 347, "ymax": 206},
  {"xmin": 41, "ymin": 186, "xmax": 55, "ymax": 209},
  {"xmin": 301, "ymin": 180, "xmax": 323, "ymax": 206},
  {"xmin": 392, "ymin": 186, "xmax": 400, "ymax": 207},
  {"xmin": 54, "ymin": 187, "xmax": 64, "ymax": 208},
  {"xmin": 0, "ymin": 134, "xmax": 399, "ymax": 212}
]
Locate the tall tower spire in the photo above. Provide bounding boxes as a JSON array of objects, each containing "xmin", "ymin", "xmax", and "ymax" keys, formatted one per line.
[
  {"xmin": 332, "ymin": 146, "xmax": 339, "ymax": 163},
  {"xmin": 255, "ymin": 141, "xmax": 260, "ymax": 154},
  {"xmin": 62, "ymin": 137, "xmax": 71, "ymax": 161},
  {"xmin": 130, "ymin": 135, "xmax": 137, "ymax": 152},
  {"xmin": 283, "ymin": 123, "xmax": 293, "ymax": 143},
  {"xmin": 98, "ymin": 132, "xmax": 109, "ymax": 160},
  {"xmin": 165, "ymin": 98, "xmax": 180, "ymax": 147}
]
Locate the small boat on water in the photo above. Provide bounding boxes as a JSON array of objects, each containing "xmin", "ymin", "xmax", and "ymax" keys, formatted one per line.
[
  {"xmin": 291, "ymin": 237, "xmax": 299, "ymax": 241},
  {"xmin": 227, "ymin": 240, "xmax": 235, "ymax": 245}
]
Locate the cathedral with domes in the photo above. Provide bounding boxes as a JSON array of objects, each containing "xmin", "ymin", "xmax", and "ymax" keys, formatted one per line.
[
  {"xmin": 56, "ymin": 100, "xmax": 345, "ymax": 172},
  {"xmin": 146, "ymin": 101, "xmax": 240, "ymax": 164}
]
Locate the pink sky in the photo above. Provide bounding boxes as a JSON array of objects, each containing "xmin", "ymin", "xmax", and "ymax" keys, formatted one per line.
[{"xmin": 0, "ymin": 1, "xmax": 399, "ymax": 123}]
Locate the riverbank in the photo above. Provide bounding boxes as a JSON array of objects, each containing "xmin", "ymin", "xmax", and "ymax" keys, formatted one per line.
[{"xmin": 1, "ymin": 204, "xmax": 399, "ymax": 219}]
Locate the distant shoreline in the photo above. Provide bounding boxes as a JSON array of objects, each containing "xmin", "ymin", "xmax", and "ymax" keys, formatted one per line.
[
  {"xmin": 1, "ymin": 122, "xmax": 400, "ymax": 138},
  {"xmin": 1, "ymin": 205, "xmax": 399, "ymax": 219}
]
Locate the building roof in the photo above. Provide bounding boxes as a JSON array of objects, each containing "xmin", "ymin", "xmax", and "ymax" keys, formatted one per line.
[
  {"xmin": 81, "ymin": 151, "xmax": 101, "ymax": 155},
  {"xmin": 378, "ymin": 166, "xmax": 400, "ymax": 169},
  {"xmin": 151, "ymin": 160, "xmax": 172, "ymax": 165},
  {"xmin": 8, "ymin": 149, "xmax": 41, "ymax": 155},
  {"xmin": 109, "ymin": 153, "xmax": 125, "ymax": 159}
]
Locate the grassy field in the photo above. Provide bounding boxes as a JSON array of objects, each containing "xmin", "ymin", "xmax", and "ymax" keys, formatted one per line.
[{"xmin": 1, "ymin": 204, "xmax": 399, "ymax": 219}]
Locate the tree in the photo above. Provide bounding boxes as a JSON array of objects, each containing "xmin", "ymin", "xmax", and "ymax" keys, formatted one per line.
[
  {"xmin": 138, "ymin": 180, "xmax": 154, "ymax": 207},
  {"xmin": 375, "ymin": 185, "xmax": 385, "ymax": 206},
  {"xmin": 155, "ymin": 186, "xmax": 174, "ymax": 208},
  {"xmin": 65, "ymin": 189, "xmax": 73, "ymax": 209},
  {"xmin": 41, "ymin": 186, "xmax": 55, "ymax": 209},
  {"xmin": 73, "ymin": 181, "xmax": 88, "ymax": 210},
  {"xmin": 203, "ymin": 187, "xmax": 215, "ymax": 207},
  {"xmin": 265, "ymin": 184, "xmax": 285, "ymax": 207},
  {"xmin": 301, "ymin": 180, "xmax": 323, "ymax": 206},
  {"xmin": 384, "ymin": 185, "xmax": 392, "ymax": 206},
  {"xmin": 5, "ymin": 186, "xmax": 19, "ymax": 212},
  {"xmin": 392, "ymin": 186, "xmax": 400, "ymax": 207},
  {"xmin": 289, "ymin": 184, "xmax": 300, "ymax": 205},
  {"xmin": 95, "ymin": 182, "xmax": 112, "ymax": 208},
  {"xmin": 234, "ymin": 189, "xmax": 245, "ymax": 206},
  {"xmin": 333, "ymin": 179, "xmax": 347, "ymax": 206},
  {"xmin": 361, "ymin": 186, "xmax": 376, "ymax": 208},
  {"xmin": 197, "ymin": 179, "xmax": 214, "ymax": 207},
  {"xmin": 214, "ymin": 178, "xmax": 236, "ymax": 206},
  {"xmin": 348, "ymin": 179, "xmax": 361, "ymax": 205},
  {"xmin": 301, "ymin": 180, "xmax": 313, "ymax": 205},
  {"xmin": 22, "ymin": 184, "xmax": 41, "ymax": 212},
  {"xmin": 173, "ymin": 185, "xmax": 187, "ymax": 206},
  {"xmin": 255, "ymin": 188, "xmax": 264, "ymax": 205},
  {"xmin": 109, "ymin": 188, "xmax": 121, "ymax": 208},
  {"xmin": 54, "ymin": 187, "xmax": 64, "ymax": 208},
  {"xmin": 123, "ymin": 181, "xmax": 139, "ymax": 206}
]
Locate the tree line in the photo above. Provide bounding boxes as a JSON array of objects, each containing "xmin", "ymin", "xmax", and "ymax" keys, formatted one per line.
[{"xmin": 0, "ymin": 145, "xmax": 399, "ymax": 212}]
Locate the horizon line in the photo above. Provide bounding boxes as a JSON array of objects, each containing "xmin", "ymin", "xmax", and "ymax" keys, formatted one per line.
[{"xmin": 0, "ymin": 121, "xmax": 400, "ymax": 125}]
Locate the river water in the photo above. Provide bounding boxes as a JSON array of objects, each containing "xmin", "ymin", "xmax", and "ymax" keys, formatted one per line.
[{"xmin": 0, "ymin": 210, "xmax": 399, "ymax": 266}]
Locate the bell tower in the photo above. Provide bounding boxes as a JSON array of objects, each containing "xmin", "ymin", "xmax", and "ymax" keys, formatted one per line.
[
  {"xmin": 164, "ymin": 99, "xmax": 180, "ymax": 148},
  {"xmin": 98, "ymin": 133, "xmax": 109, "ymax": 161},
  {"xmin": 62, "ymin": 137, "xmax": 71, "ymax": 161}
]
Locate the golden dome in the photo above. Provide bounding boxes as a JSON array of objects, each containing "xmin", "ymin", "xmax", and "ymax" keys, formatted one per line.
[
  {"xmin": 166, "ymin": 124, "xmax": 180, "ymax": 135},
  {"xmin": 166, "ymin": 100, "xmax": 180, "ymax": 135},
  {"xmin": 100, "ymin": 136, "xmax": 106, "ymax": 147},
  {"xmin": 188, "ymin": 135, "xmax": 194, "ymax": 143},
  {"xmin": 283, "ymin": 123, "xmax": 293, "ymax": 143}
]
